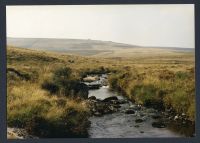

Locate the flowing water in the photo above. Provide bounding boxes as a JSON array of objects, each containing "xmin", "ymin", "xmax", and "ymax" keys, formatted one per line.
[{"xmin": 87, "ymin": 75, "xmax": 193, "ymax": 138}]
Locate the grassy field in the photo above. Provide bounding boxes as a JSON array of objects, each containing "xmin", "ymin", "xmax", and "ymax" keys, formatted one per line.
[{"xmin": 7, "ymin": 45, "xmax": 195, "ymax": 138}]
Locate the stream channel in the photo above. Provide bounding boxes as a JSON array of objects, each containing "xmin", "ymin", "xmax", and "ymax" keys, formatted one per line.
[{"xmin": 84, "ymin": 74, "xmax": 194, "ymax": 138}]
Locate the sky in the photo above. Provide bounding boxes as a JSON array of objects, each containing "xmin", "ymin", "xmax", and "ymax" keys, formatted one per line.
[{"xmin": 6, "ymin": 4, "xmax": 194, "ymax": 48}]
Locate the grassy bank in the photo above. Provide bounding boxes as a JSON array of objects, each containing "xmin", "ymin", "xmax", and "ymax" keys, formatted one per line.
[
  {"xmin": 7, "ymin": 46, "xmax": 93, "ymax": 137},
  {"xmin": 108, "ymin": 66, "xmax": 195, "ymax": 122}
]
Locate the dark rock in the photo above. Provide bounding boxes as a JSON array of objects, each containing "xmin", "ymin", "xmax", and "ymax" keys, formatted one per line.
[
  {"xmin": 134, "ymin": 125, "xmax": 140, "ymax": 128},
  {"xmin": 152, "ymin": 122, "xmax": 166, "ymax": 128},
  {"xmin": 95, "ymin": 102, "xmax": 107, "ymax": 113},
  {"xmin": 113, "ymin": 105, "xmax": 121, "ymax": 108},
  {"xmin": 144, "ymin": 100, "xmax": 164, "ymax": 111},
  {"xmin": 118, "ymin": 99, "xmax": 128, "ymax": 104},
  {"xmin": 93, "ymin": 101, "xmax": 118, "ymax": 115},
  {"xmin": 151, "ymin": 113, "xmax": 162, "ymax": 119},
  {"xmin": 125, "ymin": 109, "xmax": 135, "ymax": 114},
  {"xmin": 96, "ymin": 99, "xmax": 102, "ymax": 102},
  {"xmin": 104, "ymin": 107, "xmax": 113, "ymax": 114},
  {"xmin": 110, "ymin": 99, "xmax": 127, "ymax": 105},
  {"xmin": 88, "ymin": 96, "xmax": 96, "ymax": 100},
  {"xmin": 108, "ymin": 105, "xmax": 118, "ymax": 112},
  {"xmin": 110, "ymin": 100, "xmax": 120, "ymax": 104},
  {"xmin": 102, "ymin": 96, "xmax": 118, "ymax": 102},
  {"xmin": 87, "ymin": 83, "xmax": 101, "ymax": 89},
  {"xmin": 135, "ymin": 119, "xmax": 144, "ymax": 123},
  {"xmin": 140, "ymin": 131, "xmax": 144, "ymax": 133}
]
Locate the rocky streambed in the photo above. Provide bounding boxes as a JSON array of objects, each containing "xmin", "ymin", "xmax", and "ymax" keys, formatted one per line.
[
  {"xmin": 85, "ymin": 74, "xmax": 195, "ymax": 138},
  {"xmin": 7, "ymin": 74, "xmax": 195, "ymax": 139}
]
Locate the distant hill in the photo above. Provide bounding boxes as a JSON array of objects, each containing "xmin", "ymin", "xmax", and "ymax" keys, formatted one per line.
[{"xmin": 7, "ymin": 38, "xmax": 194, "ymax": 57}]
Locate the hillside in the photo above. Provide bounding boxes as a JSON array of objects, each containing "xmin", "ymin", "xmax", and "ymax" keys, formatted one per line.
[{"xmin": 7, "ymin": 38, "xmax": 194, "ymax": 57}]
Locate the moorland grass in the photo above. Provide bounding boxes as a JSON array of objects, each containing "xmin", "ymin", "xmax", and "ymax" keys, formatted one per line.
[
  {"xmin": 7, "ymin": 46, "xmax": 195, "ymax": 138},
  {"xmin": 108, "ymin": 67, "xmax": 195, "ymax": 121}
]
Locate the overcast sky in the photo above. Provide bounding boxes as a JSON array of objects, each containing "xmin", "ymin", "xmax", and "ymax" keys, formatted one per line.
[{"xmin": 6, "ymin": 5, "xmax": 194, "ymax": 48}]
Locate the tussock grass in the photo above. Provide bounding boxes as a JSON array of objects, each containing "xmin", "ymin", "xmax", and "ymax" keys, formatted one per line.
[
  {"xmin": 7, "ymin": 82, "xmax": 90, "ymax": 137},
  {"xmin": 108, "ymin": 66, "xmax": 195, "ymax": 121},
  {"xmin": 7, "ymin": 46, "xmax": 91, "ymax": 137},
  {"xmin": 7, "ymin": 45, "xmax": 195, "ymax": 138}
]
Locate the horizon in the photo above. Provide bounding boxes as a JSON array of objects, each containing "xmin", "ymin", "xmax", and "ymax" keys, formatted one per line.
[{"xmin": 7, "ymin": 37, "xmax": 194, "ymax": 49}]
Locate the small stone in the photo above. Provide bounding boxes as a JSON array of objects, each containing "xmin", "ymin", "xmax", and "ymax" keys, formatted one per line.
[
  {"xmin": 134, "ymin": 125, "xmax": 140, "ymax": 128},
  {"xmin": 113, "ymin": 105, "xmax": 121, "ymax": 108},
  {"xmin": 140, "ymin": 131, "xmax": 144, "ymax": 133},
  {"xmin": 125, "ymin": 109, "xmax": 135, "ymax": 114},
  {"xmin": 88, "ymin": 96, "xmax": 96, "ymax": 100},
  {"xmin": 152, "ymin": 122, "xmax": 166, "ymax": 128},
  {"xmin": 135, "ymin": 119, "xmax": 144, "ymax": 123},
  {"xmin": 151, "ymin": 113, "xmax": 162, "ymax": 119}
]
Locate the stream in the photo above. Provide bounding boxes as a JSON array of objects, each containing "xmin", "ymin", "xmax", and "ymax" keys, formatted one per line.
[{"xmin": 85, "ymin": 74, "xmax": 194, "ymax": 138}]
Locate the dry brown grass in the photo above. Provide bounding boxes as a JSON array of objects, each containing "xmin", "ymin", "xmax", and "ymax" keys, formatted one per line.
[{"xmin": 7, "ymin": 45, "xmax": 195, "ymax": 137}]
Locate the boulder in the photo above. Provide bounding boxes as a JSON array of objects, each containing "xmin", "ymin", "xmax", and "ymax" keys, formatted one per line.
[
  {"xmin": 113, "ymin": 105, "xmax": 121, "ymax": 109},
  {"xmin": 102, "ymin": 96, "xmax": 118, "ymax": 102},
  {"xmin": 96, "ymin": 99, "xmax": 102, "ymax": 102},
  {"xmin": 135, "ymin": 119, "xmax": 144, "ymax": 123},
  {"xmin": 88, "ymin": 96, "xmax": 96, "ymax": 100},
  {"xmin": 87, "ymin": 83, "xmax": 101, "ymax": 89},
  {"xmin": 104, "ymin": 106, "xmax": 115, "ymax": 114},
  {"xmin": 125, "ymin": 109, "xmax": 135, "ymax": 114},
  {"xmin": 152, "ymin": 122, "xmax": 166, "ymax": 128},
  {"xmin": 110, "ymin": 100, "xmax": 120, "ymax": 104},
  {"xmin": 95, "ymin": 102, "xmax": 107, "ymax": 113},
  {"xmin": 118, "ymin": 99, "xmax": 128, "ymax": 104},
  {"xmin": 140, "ymin": 131, "xmax": 144, "ymax": 133}
]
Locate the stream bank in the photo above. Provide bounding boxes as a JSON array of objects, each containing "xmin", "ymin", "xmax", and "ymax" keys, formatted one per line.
[{"xmin": 84, "ymin": 74, "xmax": 195, "ymax": 138}]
